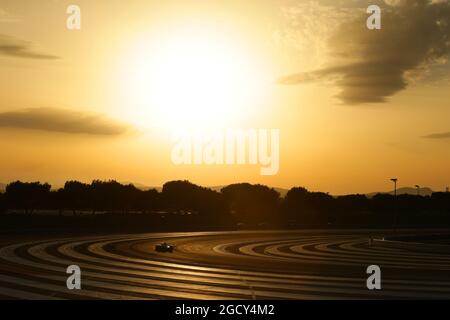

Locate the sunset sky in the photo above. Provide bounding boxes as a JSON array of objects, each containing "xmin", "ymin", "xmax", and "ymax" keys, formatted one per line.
[{"xmin": 0, "ymin": 0, "xmax": 449, "ymax": 194}]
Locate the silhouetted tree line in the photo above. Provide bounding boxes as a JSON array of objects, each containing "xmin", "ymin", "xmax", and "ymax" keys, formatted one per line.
[{"xmin": 1, "ymin": 180, "xmax": 450, "ymax": 231}]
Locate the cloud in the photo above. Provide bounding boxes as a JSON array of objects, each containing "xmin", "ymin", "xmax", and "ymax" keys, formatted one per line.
[
  {"xmin": 0, "ymin": 34, "xmax": 59, "ymax": 60},
  {"xmin": 423, "ymin": 131, "xmax": 450, "ymax": 139},
  {"xmin": 278, "ymin": 0, "xmax": 450, "ymax": 104},
  {"xmin": 0, "ymin": 108, "xmax": 130, "ymax": 135}
]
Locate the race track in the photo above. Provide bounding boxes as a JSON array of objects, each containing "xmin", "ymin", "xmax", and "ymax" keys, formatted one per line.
[{"xmin": 1, "ymin": 230, "xmax": 450, "ymax": 299}]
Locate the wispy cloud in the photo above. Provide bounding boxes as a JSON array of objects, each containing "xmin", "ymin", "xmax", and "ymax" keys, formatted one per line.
[
  {"xmin": 423, "ymin": 131, "xmax": 450, "ymax": 139},
  {"xmin": 277, "ymin": 0, "xmax": 450, "ymax": 104},
  {"xmin": 0, "ymin": 34, "xmax": 59, "ymax": 60},
  {"xmin": 0, "ymin": 108, "xmax": 131, "ymax": 136}
]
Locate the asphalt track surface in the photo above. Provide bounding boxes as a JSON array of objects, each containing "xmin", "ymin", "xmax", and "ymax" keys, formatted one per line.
[{"xmin": 0, "ymin": 230, "xmax": 450, "ymax": 299}]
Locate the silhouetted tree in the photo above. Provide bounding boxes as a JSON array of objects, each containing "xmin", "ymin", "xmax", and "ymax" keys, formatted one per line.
[
  {"xmin": 90, "ymin": 180, "xmax": 123, "ymax": 213},
  {"xmin": 282, "ymin": 187, "xmax": 334, "ymax": 226},
  {"xmin": 61, "ymin": 181, "xmax": 90, "ymax": 215},
  {"xmin": 0, "ymin": 192, "xmax": 5, "ymax": 215},
  {"xmin": 369, "ymin": 193, "xmax": 395, "ymax": 225},
  {"xmin": 46, "ymin": 189, "xmax": 64, "ymax": 216},
  {"xmin": 336, "ymin": 194, "xmax": 369, "ymax": 212},
  {"xmin": 136, "ymin": 188, "xmax": 160, "ymax": 213},
  {"xmin": 88, "ymin": 180, "xmax": 152, "ymax": 214},
  {"xmin": 431, "ymin": 192, "xmax": 450, "ymax": 214},
  {"xmin": 334, "ymin": 194, "xmax": 370, "ymax": 225},
  {"xmin": 162, "ymin": 180, "xmax": 227, "ymax": 222},
  {"xmin": 5, "ymin": 181, "xmax": 51, "ymax": 214},
  {"xmin": 221, "ymin": 183, "xmax": 280, "ymax": 226},
  {"xmin": 1, "ymin": 179, "xmax": 450, "ymax": 231},
  {"xmin": 162, "ymin": 180, "xmax": 198, "ymax": 210},
  {"xmin": 118, "ymin": 183, "xmax": 141, "ymax": 213}
]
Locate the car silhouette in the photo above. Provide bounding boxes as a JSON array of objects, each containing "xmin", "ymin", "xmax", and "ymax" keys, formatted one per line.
[{"xmin": 155, "ymin": 242, "xmax": 174, "ymax": 253}]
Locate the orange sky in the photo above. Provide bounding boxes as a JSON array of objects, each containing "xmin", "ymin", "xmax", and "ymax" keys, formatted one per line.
[{"xmin": 0, "ymin": 0, "xmax": 449, "ymax": 194}]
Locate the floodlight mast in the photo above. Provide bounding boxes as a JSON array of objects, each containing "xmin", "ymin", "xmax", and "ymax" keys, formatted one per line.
[
  {"xmin": 390, "ymin": 178, "xmax": 397, "ymax": 196},
  {"xmin": 390, "ymin": 178, "xmax": 398, "ymax": 234}
]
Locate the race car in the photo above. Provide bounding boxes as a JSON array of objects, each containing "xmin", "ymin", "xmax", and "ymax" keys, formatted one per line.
[{"xmin": 155, "ymin": 242, "xmax": 174, "ymax": 253}]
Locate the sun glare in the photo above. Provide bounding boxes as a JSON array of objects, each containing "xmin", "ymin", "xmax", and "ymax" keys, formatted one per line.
[{"xmin": 116, "ymin": 26, "xmax": 270, "ymax": 130}]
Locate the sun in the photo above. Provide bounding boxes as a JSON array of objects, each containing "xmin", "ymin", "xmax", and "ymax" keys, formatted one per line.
[{"xmin": 116, "ymin": 26, "xmax": 269, "ymax": 130}]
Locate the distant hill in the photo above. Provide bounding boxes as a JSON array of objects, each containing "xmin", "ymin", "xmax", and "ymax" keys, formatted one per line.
[
  {"xmin": 121, "ymin": 181, "xmax": 155, "ymax": 190},
  {"xmin": 367, "ymin": 187, "xmax": 434, "ymax": 198},
  {"xmin": 273, "ymin": 187, "xmax": 290, "ymax": 197}
]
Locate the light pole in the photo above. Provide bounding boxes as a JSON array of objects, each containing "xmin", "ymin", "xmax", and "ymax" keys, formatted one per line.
[
  {"xmin": 415, "ymin": 185, "xmax": 420, "ymax": 196},
  {"xmin": 390, "ymin": 178, "xmax": 397, "ymax": 196},
  {"xmin": 390, "ymin": 178, "xmax": 398, "ymax": 234}
]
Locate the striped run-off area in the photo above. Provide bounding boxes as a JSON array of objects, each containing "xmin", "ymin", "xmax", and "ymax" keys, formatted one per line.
[{"xmin": 0, "ymin": 230, "xmax": 450, "ymax": 299}]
